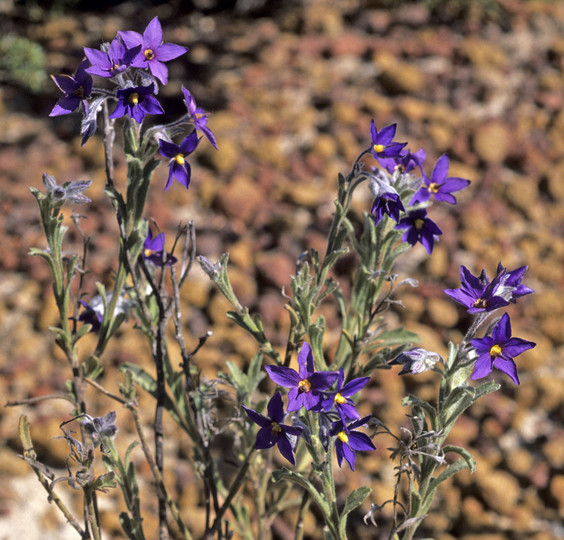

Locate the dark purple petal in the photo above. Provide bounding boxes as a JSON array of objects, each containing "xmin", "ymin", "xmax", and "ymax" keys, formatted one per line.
[
  {"xmin": 308, "ymin": 371, "xmax": 339, "ymax": 391},
  {"xmin": 375, "ymin": 123, "xmax": 397, "ymax": 145},
  {"xmin": 241, "ymin": 405, "xmax": 271, "ymax": 428},
  {"xmin": 492, "ymin": 313, "xmax": 512, "ymax": 343},
  {"xmin": 180, "ymin": 131, "xmax": 200, "ymax": 154},
  {"xmin": 148, "ymin": 60, "xmax": 169, "ymax": 85},
  {"xmin": 340, "ymin": 376, "xmax": 370, "ymax": 397},
  {"xmin": 255, "ymin": 425, "xmax": 277, "ymax": 449},
  {"xmin": 348, "ymin": 431, "xmax": 376, "ymax": 452},
  {"xmin": 341, "ymin": 441, "xmax": 356, "ymax": 470},
  {"xmin": 118, "ymin": 30, "xmax": 143, "ymax": 49},
  {"xmin": 339, "ymin": 402, "xmax": 361, "ymax": 420},
  {"xmin": 265, "ymin": 365, "xmax": 301, "ymax": 388},
  {"xmin": 297, "ymin": 342, "xmax": 315, "ymax": 379},
  {"xmin": 471, "ymin": 354, "xmax": 493, "ymax": 380},
  {"xmin": 267, "ymin": 391, "xmax": 285, "ymax": 423},
  {"xmin": 159, "ymin": 139, "xmax": 181, "ymax": 159},
  {"xmin": 276, "ymin": 435, "xmax": 296, "ymax": 465},
  {"xmin": 502, "ymin": 337, "xmax": 535, "ymax": 357},
  {"xmin": 493, "ymin": 356, "xmax": 520, "ymax": 385}
]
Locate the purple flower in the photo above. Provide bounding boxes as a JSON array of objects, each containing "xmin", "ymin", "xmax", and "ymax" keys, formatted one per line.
[
  {"xmin": 395, "ymin": 208, "xmax": 442, "ymax": 254},
  {"xmin": 377, "ymin": 148, "xmax": 426, "ymax": 175},
  {"xmin": 142, "ymin": 228, "xmax": 177, "ymax": 266},
  {"xmin": 370, "ymin": 121, "xmax": 407, "ymax": 160},
  {"xmin": 321, "ymin": 369, "xmax": 369, "ymax": 422},
  {"xmin": 110, "ymin": 83, "xmax": 164, "ymax": 123},
  {"xmin": 182, "ymin": 87, "xmax": 217, "ymax": 149},
  {"xmin": 241, "ymin": 392, "xmax": 303, "ymax": 465},
  {"xmin": 444, "ymin": 265, "xmax": 510, "ymax": 313},
  {"xmin": 410, "ymin": 154, "xmax": 470, "ymax": 205},
  {"xmin": 84, "ymin": 36, "xmax": 140, "ymax": 78},
  {"xmin": 330, "ymin": 416, "xmax": 375, "ymax": 471},
  {"xmin": 119, "ymin": 17, "xmax": 187, "ymax": 85},
  {"xmin": 50, "ymin": 59, "xmax": 93, "ymax": 117},
  {"xmin": 265, "ymin": 342, "xmax": 339, "ymax": 412},
  {"xmin": 470, "ymin": 313, "xmax": 536, "ymax": 385},
  {"xmin": 389, "ymin": 348, "xmax": 442, "ymax": 375},
  {"xmin": 158, "ymin": 132, "xmax": 200, "ymax": 191},
  {"xmin": 371, "ymin": 192, "xmax": 405, "ymax": 225}
]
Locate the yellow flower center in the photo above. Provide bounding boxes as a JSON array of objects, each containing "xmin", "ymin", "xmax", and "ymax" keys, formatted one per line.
[
  {"xmin": 473, "ymin": 298, "xmax": 487, "ymax": 309},
  {"xmin": 334, "ymin": 393, "xmax": 347, "ymax": 405},
  {"xmin": 271, "ymin": 422, "xmax": 282, "ymax": 434},
  {"xmin": 175, "ymin": 153, "xmax": 185, "ymax": 165},
  {"xmin": 74, "ymin": 87, "xmax": 85, "ymax": 98},
  {"xmin": 428, "ymin": 182, "xmax": 440, "ymax": 193},
  {"xmin": 144, "ymin": 249, "xmax": 155, "ymax": 258},
  {"xmin": 144, "ymin": 48, "xmax": 155, "ymax": 60},
  {"xmin": 129, "ymin": 92, "xmax": 139, "ymax": 105},
  {"xmin": 373, "ymin": 143, "xmax": 385, "ymax": 154},
  {"xmin": 298, "ymin": 379, "xmax": 311, "ymax": 393},
  {"xmin": 490, "ymin": 344, "xmax": 502, "ymax": 357},
  {"xmin": 414, "ymin": 218, "xmax": 425, "ymax": 230},
  {"xmin": 337, "ymin": 431, "xmax": 349, "ymax": 443}
]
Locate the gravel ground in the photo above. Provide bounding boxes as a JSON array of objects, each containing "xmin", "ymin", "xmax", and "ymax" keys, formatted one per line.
[{"xmin": 1, "ymin": 1, "xmax": 563, "ymax": 539}]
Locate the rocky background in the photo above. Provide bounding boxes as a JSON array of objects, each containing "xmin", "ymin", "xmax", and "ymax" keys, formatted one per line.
[{"xmin": 0, "ymin": 0, "xmax": 563, "ymax": 539}]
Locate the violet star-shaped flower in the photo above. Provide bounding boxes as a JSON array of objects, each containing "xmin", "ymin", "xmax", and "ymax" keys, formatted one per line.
[
  {"xmin": 377, "ymin": 148, "xmax": 426, "ymax": 176},
  {"xmin": 50, "ymin": 59, "xmax": 93, "ymax": 117},
  {"xmin": 330, "ymin": 415, "xmax": 375, "ymax": 471},
  {"xmin": 444, "ymin": 265, "xmax": 510, "ymax": 313},
  {"xmin": 371, "ymin": 192, "xmax": 405, "ymax": 225},
  {"xmin": 265, "ymin": 342, "xmax": 338, "ymax": 412},
  {"xmin": 119, "ymin": 16, "xmax": 187, "ymax": 85},
  {"xmin": 370, "ymin": 121, "xmax": 407, "ymax": 160},
  {"xmin": 470, "ymin": 313, "xmax": 536, "ymax": 385},
  {"xmin": 410, "ymin": 154, "xmax": 470, "ymax": 205},
  {"xmin": 84, "ymin": 36, "xmax": 140, "ymax": 78},
  {"xmin": 395, "ymin": 208, "xmax": 442, "ymax": 254},
  {"xmin": 110, "ymin": 83, "xmax": 164, "ymax": 123},
  {"xmin": 182, "ymin": 87, "xmax": 218, "ymax": 149},
  {"xmin": 322, "ymin": 369, "xmax": 369, "ymax": 423},
  {"xmin": 158, "ymin": 131, "xmax": 200, "ymax": 191},
  {"xmin": 142, "ymin": 228, "xmax": 177, "ymax": 266},
  {"xmin": 241, "ymin": 392, "xmax": 303, "ymax": 465}
]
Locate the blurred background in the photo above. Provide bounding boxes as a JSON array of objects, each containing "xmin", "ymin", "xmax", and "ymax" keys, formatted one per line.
[{"xmin": 0, "ymin": 0, "xmax": 563, "ymax": 538}]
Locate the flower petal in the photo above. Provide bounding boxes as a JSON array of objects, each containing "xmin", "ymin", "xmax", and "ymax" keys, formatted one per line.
[{"xmin": 265, "ymin": 365, "xmax": 300, "ymax": 388}]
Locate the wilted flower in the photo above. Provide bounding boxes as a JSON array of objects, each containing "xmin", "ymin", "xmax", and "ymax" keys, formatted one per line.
[
  {"xmin": 50, "ymin": 59, "xmax": 93, "ymax": 117},
  {"xmin": 241, "ymin": 392, "xmax": 303, "ymax": 465},
  {"xmin": 182, "ymin": 87, "xmax": 217, "ymax": 149},
  {"xmin": 370, "ymin": 121, "xmax": 407, "ymax": 160},
  {"xmin": 470, "ymin": 313, "xmax": 536, "ymax": 385},
  {"xmin": 110, "ymin": 83, "xmax": 164, "ymax": 123},
  {"xmin": 119, "ymin": 16, "xmax": 188, "ymax": 85},
  {"xmin": 390, "ymin": 348, "xmax": 442, "ymax": 375},
  {"xmin": 81, "ymin": 411, "xmax": 118, "ymax": 449},
  {"xmin": 330, "ymin": 415, "xmax": 375, "ymax": 471},
  {"xmin": 265, "ymin": 342, "xmax": 338, "ymax": 412},
  {"xmin": 158, "ymin": 131, "xmax": 200, "ymax": 190},
  {"xmin": 78, "ymin": 293, "xmax": 130, "ymax": 332},
  {"xmin": 84, "ymin": 36, "xmax": 140, "ymax": 78},
  {"xmin": 395, "ymin": 208, "xmax": 442, "ymax": 254},
  {"xmin": 410, "ymin": 154, "xmax": 470, "ymax": 205},
  {"xmin": 322, "ymin": 369, "xmax": 369, "ymax": 422},
  {"xmin": 42, "ymin": 173, "xmax": 92, "ymax": 204},
  {"xmin": 494, "ymin": 263, "xmax": 534, "ymax": 303}
]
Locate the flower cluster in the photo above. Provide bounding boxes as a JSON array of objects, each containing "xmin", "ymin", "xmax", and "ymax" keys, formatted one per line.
[
  {"xmin": 49, "ymin": 16, "xmax": 216, "ymax": 189},
  {"xmin": 444, "ymin": 263, "xmax": 536, "ymax": 385},
  {"xmin": 368, "ymin": 122, "xmax": 470, "ymax": 254},
  {"xmin": 243, "ymin": 343, "xmax": 374, "ymax": 469}
]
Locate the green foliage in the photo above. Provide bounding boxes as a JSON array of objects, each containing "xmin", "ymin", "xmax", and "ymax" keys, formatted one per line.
[{"xmin": 0, "ymin": 35, "xmax": 47, "ymax": 92}]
